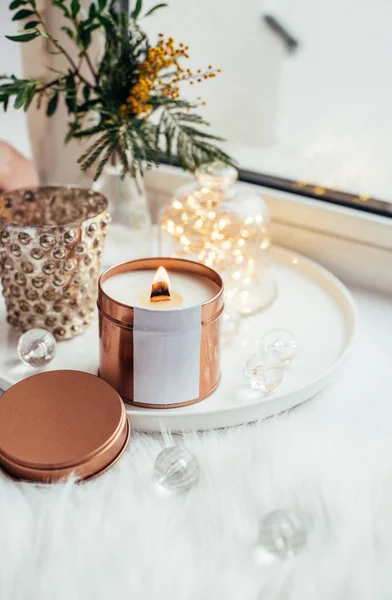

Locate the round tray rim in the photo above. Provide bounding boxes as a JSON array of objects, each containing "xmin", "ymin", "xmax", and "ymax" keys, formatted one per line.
[{"xmin": 125, "ymin": 245, "xmax": 358, "ymax": 431}]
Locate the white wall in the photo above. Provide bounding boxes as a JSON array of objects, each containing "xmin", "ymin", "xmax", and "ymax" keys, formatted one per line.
[
  {"xmin": 1, "ymin": 0, "xmax": 392, "ymax": 199},
  {"xmin": 0, "ymin": 3, "xmax": 31, "ymax": 157},
  {"xmin": 273, "ymin": 0, "xmax": 392, "ymax": 196},
  {"xmin": 142, "ymin": 0, "xmax": 284, "ymax": 146}
]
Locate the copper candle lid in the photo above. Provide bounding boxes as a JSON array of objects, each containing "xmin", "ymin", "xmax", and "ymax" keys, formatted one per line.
[{"xmin": 0, "ymin": 371, "xmax": 130, "ymax": 483}]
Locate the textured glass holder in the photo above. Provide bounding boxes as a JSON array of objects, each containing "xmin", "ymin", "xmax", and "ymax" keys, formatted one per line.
[{"xmin": 0, "ymin": 186, "xmax": 109, "ymax": 340}]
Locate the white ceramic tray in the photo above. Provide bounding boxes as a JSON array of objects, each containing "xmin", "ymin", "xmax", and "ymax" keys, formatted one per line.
[{"xmin": 0, "ymin": 246, "xmax": 357, "ymax": 432}]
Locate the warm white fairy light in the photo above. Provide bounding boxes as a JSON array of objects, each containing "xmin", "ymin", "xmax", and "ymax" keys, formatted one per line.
[{"xmin": 159, "ymin": 162, "xmax": 275, "ymax": 315}]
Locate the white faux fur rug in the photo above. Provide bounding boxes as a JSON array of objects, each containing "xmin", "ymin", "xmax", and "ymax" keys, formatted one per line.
[{"xmin": 0, "ymin": 411, "xmax": 391, "ymax": 600}]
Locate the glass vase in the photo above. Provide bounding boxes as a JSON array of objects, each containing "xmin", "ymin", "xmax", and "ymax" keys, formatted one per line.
[
  {"xmin": 159, "ymin": 162, "xmax": 277, "ymax": 315},
  {"xmin": 93, "ymin": 162, "xmax": 152, "ymax": 267}
]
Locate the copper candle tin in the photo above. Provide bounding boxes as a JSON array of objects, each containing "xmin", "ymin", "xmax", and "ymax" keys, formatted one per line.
[
  {"xmin": 0, "ymin": 186, "xmax": 110, "ymax": 340},
  {"xmin": 0, "ymin": 371, "xmax": 130, "ymax": 483},
  {"xmin": 98, "ymin": 257, "xmax": 224, "ymax": 409}
]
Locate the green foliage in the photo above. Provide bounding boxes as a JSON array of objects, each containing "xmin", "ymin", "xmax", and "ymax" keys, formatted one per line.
[
  {"xmin": 131, "ymin": 0, "xmax": 143, "ymax": 20},
  {"xmin": 0, "ymin": 0, "xmax": 234, "ymax": 180},
  {"xmin": 12, "ymin": 9, "xmax": 35, "ymax": 20},
  {"xmin": 6, "ymin": 32, "xmax": 39, "ymax": 42},
  {"xmin": 143, "ymin": 4, "xmax": 168, "ymax": 17}
]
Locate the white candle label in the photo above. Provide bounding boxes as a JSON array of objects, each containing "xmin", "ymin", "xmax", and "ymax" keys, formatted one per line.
[{"xmin": 133, "ymin": 306, "xmax": 202, "ymax": 406}]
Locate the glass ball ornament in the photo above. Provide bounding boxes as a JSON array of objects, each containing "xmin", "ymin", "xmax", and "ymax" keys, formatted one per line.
[
  {"xmin": 154, "ymin": 445, "xmax": 200, "ymax": 492},
  {"xmin": 243, "ymin": 351, "xmax": 284, "ymax": 393},
  {"xmin": 221, "ymin": 306, "xmax": 241, "ymax": 345},
  {"xmin": 261, "ymin": 329, "xmax": 298, "ymax": 366},
  {"xmin": 258, "ymin": 510, "xmax": 308, "ymax": 559},
  {"xmin": 17, "ymin": 328, "xmax": 56, "ymax": 367}
]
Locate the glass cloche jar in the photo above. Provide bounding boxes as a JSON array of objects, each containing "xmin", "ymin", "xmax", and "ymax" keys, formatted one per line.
[{"xmin": 159, "ymin": 162, "xmax": 276, "ymax": 315}]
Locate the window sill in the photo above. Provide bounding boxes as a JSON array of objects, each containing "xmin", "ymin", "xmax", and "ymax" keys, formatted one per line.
[{"xmin": 145, "ymin": 165, "xmax": 392, "ymax": 295}]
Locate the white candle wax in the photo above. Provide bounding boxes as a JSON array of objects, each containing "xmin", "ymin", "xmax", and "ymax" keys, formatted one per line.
[{"xmin": 102, "ymin": 269, "xmax": 219, "ymax": 309}]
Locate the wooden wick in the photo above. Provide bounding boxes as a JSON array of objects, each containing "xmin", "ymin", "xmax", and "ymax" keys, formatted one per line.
[{"xmin": 150, "ymin": 283, "xmax": 171, "ymax": 302}]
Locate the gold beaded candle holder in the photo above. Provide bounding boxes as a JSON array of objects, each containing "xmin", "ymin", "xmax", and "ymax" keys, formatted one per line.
[{"xmin": 0, "ymin": 186, "xmax": 110, "ymax": 340}]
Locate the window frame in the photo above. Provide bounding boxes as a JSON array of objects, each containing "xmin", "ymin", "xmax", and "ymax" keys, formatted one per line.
[{"xmin": 145, "ymin": 164, "xmax": 392, "ymax": 295}]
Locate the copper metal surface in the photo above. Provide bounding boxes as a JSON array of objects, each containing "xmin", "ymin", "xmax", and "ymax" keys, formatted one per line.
[
  {"xmin": 0, "ymin": 370, "xmax": 130, "ymax": 482},
  {"xmin": 97, "ymin": 257, "xmax": 224, "ymax": 408}
]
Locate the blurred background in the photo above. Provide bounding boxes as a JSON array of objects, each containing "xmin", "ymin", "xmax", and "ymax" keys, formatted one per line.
[{"xmin": 1, "ymin": 0, "xmax": 392, "ymax": 201}]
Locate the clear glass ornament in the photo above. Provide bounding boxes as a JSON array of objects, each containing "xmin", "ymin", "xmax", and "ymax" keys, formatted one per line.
[
  {"xmin": 154, "ymin": 445, "xmax": 200, "ymax": 492},
  {"xmin": 243, "ymin": 351, "xmax": 283, "ymax": 393},
  {"xmin": 17, "ymin": 328, "xmax": 56, "ymax": 367},
  {"xmin": 221, "ymin": 306, "xmax": 241, "ymax": 345},
  {"xmin": 224, "ymin": 261, "xmax": 277, "ymax": 316},
  {"xmin": 258, "ymin": 510, "xmax": 308, "ymax": 559},
  {"xmin": 93, "ymin": 161, "xmax": 152, "ymax": 267},
  {"xmin": 261, "ymin": 329, "xmax": 298, "ymax": 366},
  {"xmin": 159, "ymin": 161, "xmax": 276, "ymax": 315}
]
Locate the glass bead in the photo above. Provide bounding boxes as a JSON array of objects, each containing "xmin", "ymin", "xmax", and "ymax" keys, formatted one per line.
[
  {"xmin": 72, "ymin": 273, "xmax": 83, "ymax": 285},
  {"xmin": 53, "ymin": 275, "xmax": 65, "ymax": 287},
  {"xmin": 10, "ymin": 244, "xmax": 22, "ymax": 257},
  {"xmin": 3, "ymin": 257, "xmax": 14, "ymax": 271},
  {"xmin": 43, "ymin": 288, "xmax": 56, "ymax": 301},
  {"xmin": 101, "ymin": 214, "xmax": 111, "ymax": 229},
  {"xmin": 258, "ymin": 510, "xmax": 308, "ymax": 559},
  {"xmin": 261, "ymin": 329, "xmax": 298, "ymax": 366},
  {"xmin": 34, "ymin": 303, "xmax": 46, "ymax": 315},
  {"xmin": 31, "ymin": 248, "xmax": 44, "ymax": 260},
  {"xmin": 221, "ymin": 306, "xmax": 241, "ymax": 345},
  {"xmin": 61, "ymin": 259, "xmax": 76, "ymax": 272},
  {"xmin": 39, "ymin": 234, "xmax": 55, "ymax": 249},
  {"xmin": 243, "ymin": 351, "xmax": 284, "ymax": 393},
  {"xmin": 42, "ymin": 261, "xmax": 56, "ymax": 275},
  {"xmin": 84, "ymin": 253, "xmax": 94, "ymax": 266},
  {"xmin": 10, "ymin": 285, "xmax": 20, "ymax": 298},
  {"xmin": 45, "ymin": 316, "xmax": 57, "ymax": 328},
  {"xmin": 32, "ymin": 276, "xmax": 45, "ymax": 289},
  {"xmin": 26, "ymin": 289, "xmax": 38, "ymax": 301},
  {"xmin": 21, "ymin": 260, "xmax": 34, "ymax": 274},
  {"xmin": 87, "ymin": 222, "xmax": 98, "ymax": 236},
  {"xmin": 53, "ymin": 327, "xmax": 66, "ymax": 339},
  {"xmin": 15, "ymin": 272, "xmax": 26, "ymax": 286},
  {"xmin": 53, "ymin": 247, "xmax": 66, "ymax": 260},
  {"xmin": 154, "ymin": 446, "xmax": 200, "ymax": 492},
  {"xmin": 19, "ymin": 300, "xmax": 30, "ymax": 312},
  {"xmin": 53, "ymin": 301, "xmax": 63, "ymax": 313},
  {"xmin": 64, "ymin": 229, "xmax": 77, "ymax": 244},
  {"xmin": 17, "ymin": 328, "xmax": 56, "ymax": 367},
  {"xmin": 19, "ymin": 232, "xmax": 32, "ymax": 245},
  {"xmin": 23, "ymin": 191, "xmax": 34, "ymax": 203},
  {"xmin": 75, "ymin": 243, "xmax": 87, "ymax": 256}
]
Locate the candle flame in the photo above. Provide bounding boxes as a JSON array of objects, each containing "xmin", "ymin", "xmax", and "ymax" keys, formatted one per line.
[{"xmin": 150, "ymin": 266, "xmax": 171, "ymax": 302}]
